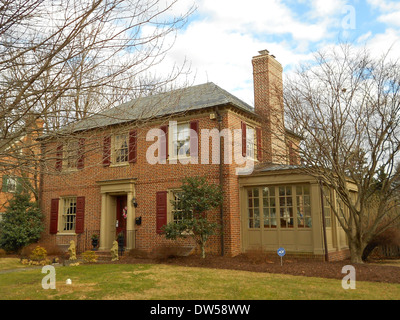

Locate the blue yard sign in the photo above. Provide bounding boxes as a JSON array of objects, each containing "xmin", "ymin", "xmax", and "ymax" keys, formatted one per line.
[{"xmin": 277, "ymin": 247, "xmax": 286, "ymax": 266}]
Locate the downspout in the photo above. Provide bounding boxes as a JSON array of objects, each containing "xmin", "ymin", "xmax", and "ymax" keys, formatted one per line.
[
  {"xmin": 215, "ymin": 107, "xmax": 224, "ymax": 256},
  {"xmin": 319, "ymin": 180, "xmax": 329, "ymax": 262}
]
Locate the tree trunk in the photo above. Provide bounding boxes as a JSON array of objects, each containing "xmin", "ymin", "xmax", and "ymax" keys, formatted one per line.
[
  {"xmin": 201, "ymin": 243, "xmax": 206, "ymax": 259},
  {"xmin": 349, "ymin": 238, "xmax": 365, "ymax": 264}
]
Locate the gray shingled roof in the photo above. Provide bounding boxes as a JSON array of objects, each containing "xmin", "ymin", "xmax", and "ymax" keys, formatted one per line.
[
  {"xmin": 248, "ymin": 163, "xmax": 303, "ymax": 175},
  {"xmin": 58, "ymin": 82, "xmax": 256, "ymax": 134}
]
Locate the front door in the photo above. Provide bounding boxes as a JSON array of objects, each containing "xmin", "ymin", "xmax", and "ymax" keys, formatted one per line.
[{"xmin": 116, "ymin": 195, "xmax": 127, "ymax": 246}]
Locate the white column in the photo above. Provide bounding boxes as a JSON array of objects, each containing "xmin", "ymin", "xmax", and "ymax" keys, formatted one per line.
[
  {"xmin": 99, "ymin": 193, "xmax": 108, "ymax": 251},
  {"xmin": 126, "ymin": 192, "xmax": 135, "ymax": 250}
]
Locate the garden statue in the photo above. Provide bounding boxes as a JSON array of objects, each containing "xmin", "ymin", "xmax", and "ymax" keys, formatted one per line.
[
  {"xmin": 68, "ymin": 240, "xmax": 77, "ymax": 260},
  {"xmin": 110, "ymin": 240, "xmax": 119, "ymax": 261}
]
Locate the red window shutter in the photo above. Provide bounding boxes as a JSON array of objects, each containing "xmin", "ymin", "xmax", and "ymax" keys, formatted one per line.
[
  {"xmin": 256, "ymin": 127, "xmax": 262, "ymax": 161},
  {"xmin": 103, "ymin": 136, "xmax": 111, "ymax": 167},
  {"xmin": 159, "ymin": 125, "xmax": 168, "ymax": 163},
  {"xmin": 77, "ymin": 138, "xmax": 85, "ymax": 169},
  {"xmin": 50, "ymin": 198, "xmax": 59, "ymax": 234},
  {"xmin": 156, "ymin": 191, "xmax": 168, "ymax": 234},
  {"xmin": 55, "ymin": 144, "xmax": 63, "ymax": 171},
  {"xmin": 75, "ymin": 196, "xmax": 85, "ymax": 234},
  {"xmin": 128, "ymin": 130, "xmax": 137, "ymax": 163},
  {"xmin": 241, "ymin": 122, "xmax": 247, "ymax": 157},
  {"xmin": 190, "ymin": 120, "xmax": 199, "ymax": 158}
]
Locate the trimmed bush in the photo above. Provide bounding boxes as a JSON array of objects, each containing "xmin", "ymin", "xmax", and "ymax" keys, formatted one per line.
[{"xmin": 29, "ymin": 246, "xmax": 47, "ymax": 261}]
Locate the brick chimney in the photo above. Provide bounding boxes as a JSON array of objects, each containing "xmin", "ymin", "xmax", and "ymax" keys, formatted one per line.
[{"xmin": 252, "ymin": 50, "xmax": 286, "ymax": 164}]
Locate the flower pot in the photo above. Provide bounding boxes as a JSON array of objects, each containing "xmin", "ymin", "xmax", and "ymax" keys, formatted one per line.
[{"xmin": 91, "ymin": 239, "xmax": 98, "ymax": 251}]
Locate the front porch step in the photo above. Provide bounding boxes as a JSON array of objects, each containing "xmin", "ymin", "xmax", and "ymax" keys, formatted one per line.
[{"xmin": 88, "ymin": 250, "xmax": 128, "ymax": 261}]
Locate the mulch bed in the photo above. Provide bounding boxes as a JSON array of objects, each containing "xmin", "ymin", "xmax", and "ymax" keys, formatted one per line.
[{"xmin": 119, "ymin": 252, "xmax": 400, "ymax": 284}]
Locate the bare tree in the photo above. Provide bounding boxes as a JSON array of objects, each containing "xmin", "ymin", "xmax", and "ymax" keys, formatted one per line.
[
  {"xmin": 284, "ymin": 44, "xmax": 400, "ymax": 263},
  {"xmin": 0, "ymin": 0, "xmax": 194, "ymax": 194}
]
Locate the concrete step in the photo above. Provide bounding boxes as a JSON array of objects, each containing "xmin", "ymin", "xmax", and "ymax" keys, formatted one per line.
[{"xmin": 88, "ymin": 250, "xmax": 127, "ymax": 261}]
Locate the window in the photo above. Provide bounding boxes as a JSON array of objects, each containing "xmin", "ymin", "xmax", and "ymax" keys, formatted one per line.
[
  {"xmin": 6, "ymin": 176, "xmax": 17, "ymax": 193},
  {"xmin": 64, "ymin": 140, "xmax": 78, "ymax": 169},
  {"xmin": 279, "ymin": 186, "xmax": 294, "ymax": 228},
  {"xmin": 246, "ymin": 126, "xmax": 256, "ymax": 159},
  {"xmin": 296, "ymin": 185, "xmax": 311, "ymax": 228},
  {"xmin": 171, "ymin": 122, "xmax": 190, "ymax": 158},
  {"xmin": 171, "ymin": 191, "xmax": 184, "ymax": 224},
  {"xmin": 2, "ymin": 176, "xmax": 18, "ymax": 193},
  {"xmin": 114, "ymin": 134, "xmax": 129, "ymax": 164},
  {"xmin": 262, "ymin": 187, "xmax": 276, "ymax": 228},
  {"xmin": 322, "ymin": 187, "xmax": 332, "ymax": 228},
  {"xmin": 247, "ymin": 184, "xmax": 312, "ymax": 230},
  {"xmin": 248, "ymin": 188, "xmax": 260, "ymax": 228},
  {"xmin": 168, "ymin": 190, "xmax": 192, "ymax": 224},
  {"xmin": 62, "ymin": 197, "xmax": 77, "ymax": 232}
]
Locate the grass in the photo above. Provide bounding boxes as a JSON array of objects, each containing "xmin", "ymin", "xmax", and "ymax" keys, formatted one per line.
[
  {"xmin": 0, "ymin": 258, "xmax": 29, "ymax": 271},
  {"xmin": 0, "ymin": 262, "xmax": 399, "ymax": 300}
]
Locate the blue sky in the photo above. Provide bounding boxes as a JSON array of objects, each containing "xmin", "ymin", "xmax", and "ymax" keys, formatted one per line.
[{"xmin": 159, "ymin": 0, "xmax": 400, "ymax": 105}]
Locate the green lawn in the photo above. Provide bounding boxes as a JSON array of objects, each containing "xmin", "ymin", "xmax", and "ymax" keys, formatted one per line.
[
  {"xmin": 0, "ymin": 258, "xmax": 30, "ymax": 271},
  {"xmin": 0, "ymin": 262, "xmax": 399, "ymax": 300}
]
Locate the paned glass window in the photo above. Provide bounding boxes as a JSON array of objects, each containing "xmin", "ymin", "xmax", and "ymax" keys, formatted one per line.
[
  {"xmin": 262, "ymin": 187, "xmax": 276, "ymax": 228},
  {"xmin": 62, "ymin": 197, "xmax": 77, "ymax": 232},
  {"xmin": 248, "ymin": 188, "xmax": 260, "ymax": 228},
  {"xmin": 172, "ymin": 123, "xmax": 190, "ymax": 157},
  {"xmin": 296, "ymin": 185, "xmax": 312, "ymax": 228},
  {"xmin": 279, "ymin": 186, "xmax": 294, "ymax": 228},
  {"xmin": 65, "ymin": 140, "xmax": 78, "ymax": 169},
  {"xmin": 114, "ymin": 134, "xmax": 128, "ymax": 164}
]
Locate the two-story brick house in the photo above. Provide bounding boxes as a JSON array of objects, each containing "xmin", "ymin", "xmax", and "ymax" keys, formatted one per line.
[{"xmin": 39, "ymin": 50, "xmax": 351, "ymax": 260}]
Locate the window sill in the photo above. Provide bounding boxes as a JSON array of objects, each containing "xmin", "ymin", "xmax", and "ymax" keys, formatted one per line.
[
  {"xmin": 245, "ymin": 157, "xmax": 259, "ymax": 162},
  {"xmin": 168, "ymin": 156, "xmax": 192, "ymax": 162},
  {"xmin": 110, "ymin": 163, "xmax": 129, "ymax": 168},
  {"xmin": 56, "ymin": 233, "xmax": 77, "ymax": 236}
]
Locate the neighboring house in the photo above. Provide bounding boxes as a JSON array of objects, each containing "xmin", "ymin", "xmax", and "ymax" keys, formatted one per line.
[
  {"xmin": 0, "ymin": 118, "xmax": 44, "ymax": 219},
  {"xmin": 39, "ymin": 50, "xmax": 350, "ymax": 260}
]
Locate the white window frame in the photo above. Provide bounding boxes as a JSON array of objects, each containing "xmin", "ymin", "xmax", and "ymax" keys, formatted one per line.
[
  {"xmin": 63, "ymin": 140, "xmax": 79, "ymax": 170},
  {"xmin": 59, "ymin": 197, "xmax": 77, "ymax": 234},
  {"xmin": 168, "ymin": 190, "xmax": 183, "ymax": 224},
  {"xmin": 244, "ymin": 124, "xmax": 258, "ymax": 160},
  {"xmin": 6, "ymin": 176, "xmax": 18, "ymax": 193},
  {"xmin": 167, "ymin": 189, "xmax": 194, "ymax": 224},
  {"xmin": 247, "ymin": 185, "xmax": 312, "ymax": 230},
  {"xmin": 112, "ymin": 133, "xmax": 129, "ymax": 165},
  {"xmin": 169, "ymin": 122, "xmax": 191, "ymax": 160}
]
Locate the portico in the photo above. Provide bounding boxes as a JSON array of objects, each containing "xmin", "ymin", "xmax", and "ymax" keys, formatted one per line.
[{"xmin": 96, "ymin": 178, "xmax": 137, "ymax": 251}]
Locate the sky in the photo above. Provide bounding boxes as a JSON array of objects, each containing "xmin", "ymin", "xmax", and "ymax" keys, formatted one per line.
[{"xmin": 159, "ymin": 0, "xmax": 400, "ymax": 106}]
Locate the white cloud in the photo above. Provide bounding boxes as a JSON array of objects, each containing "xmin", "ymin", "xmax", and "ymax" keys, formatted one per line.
[
  {"xmin": 367, "ymin": 0, "xmax": 400, "ymax": 27},
  {"xmin": 309, "ymin": 0, "xmax": 346, "ymax": 18},
  {"xmin": 378, "ymin": 11, "xmax": 400, "ymax": 27},
  {"xmin": 156, "ymin": 0, "xmax": 397, "ymax": 106},
  {"xmin": 197, "ymin": 0, "xmax": 330, "ymax": 42},
  {"xmin": 156, "ymin": 0, "xmax": 344, "ymax": 105},
  {"xmin": 367, "ymin": 0, "xmax": 400, "ymax": 11},
  {"xmin": 365, "ymin": 28, "xmax": 400, "ymax": 60},
  {"xmin": 357, "ymin": 31, "xmax": 372, "ymax": 43}
]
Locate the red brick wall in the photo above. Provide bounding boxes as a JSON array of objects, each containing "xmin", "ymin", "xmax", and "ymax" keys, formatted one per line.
[
  {"xmin": 328, "ymin": 249, "xmax": 351, "ymax": 262},
  {"xmin": 40, "ymin": 109, "xmax": 252, "ymax": 256},
  {"xmin": 252, "ymin": 51, "xmax": 286, "ymax": 164}
]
